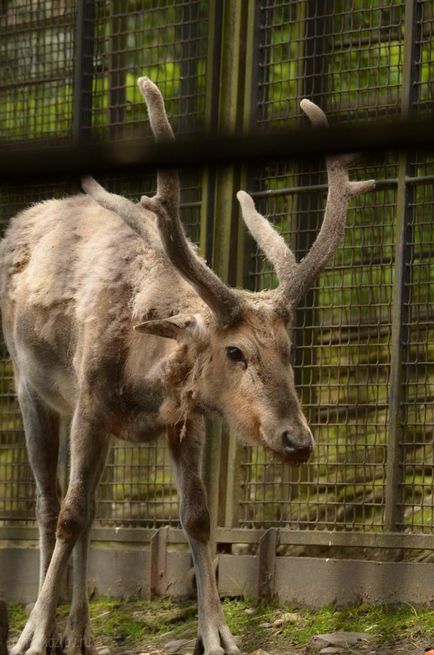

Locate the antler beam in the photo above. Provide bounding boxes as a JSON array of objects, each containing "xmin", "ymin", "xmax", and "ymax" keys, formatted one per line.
[
  {"xmin": 237, "ymin": 99, "xmax": 375, "ymax": 308},
  {"xmin": 83, "ymin": 78, "xmax": 244, "ymax": 327}
]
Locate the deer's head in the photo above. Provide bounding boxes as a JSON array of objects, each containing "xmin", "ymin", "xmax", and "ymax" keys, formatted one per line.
[{"xmin": 82, "ymin": 78, "xmax": 374, "ymax": 464}]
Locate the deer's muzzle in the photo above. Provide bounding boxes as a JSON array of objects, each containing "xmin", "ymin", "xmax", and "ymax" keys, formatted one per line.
[{"xmin": 281, "ymin": 430, "xmax": 313, "ymax": 464}]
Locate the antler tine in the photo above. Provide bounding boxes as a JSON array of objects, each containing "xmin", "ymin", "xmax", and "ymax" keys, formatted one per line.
[
  {"xmin": 276, "ymin": 98, "xmax": 376, "ymax": 306},
  {"xmin": 137, "ymin": 77, "xmax": 177, "ymax": 205},
  {"xmin": 81, "ymin": 176, "xmax": 161, "ymax": 247},
  {"xmin": 236, "ymin": 190, "xmax": 297, "ymax": 281}
]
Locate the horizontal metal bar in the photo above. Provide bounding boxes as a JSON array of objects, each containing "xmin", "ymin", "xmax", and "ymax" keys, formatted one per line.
[
  {"xmin": 0, "ymin": 525, "xmax": 188, "ymax": 544},
  {"xmin": 1, "ymin": 525, "xmax": 433, "ymax": 551},
  {"xmin": 250, "ymin": 174, "xmax": 434, "ymax": 199},
  {"xmin": 2, "ymin": 116, "xmax": 434, "ymax": 181},
  {"xmin": 0, "ymin": 13, "xmax": 75, "ymax": 36},
  {"xmin": 0, "ymin": 73, "xmax": 74, "ymax": 93}
]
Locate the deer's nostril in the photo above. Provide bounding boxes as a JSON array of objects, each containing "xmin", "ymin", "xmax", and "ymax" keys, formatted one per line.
[
  {"xmin": 281, "ymin": 431, "xmax": 297, "ymax": 452},
  {"xmin": 281, "ymin": 431, "xmax": 313, "ymax": 461}
]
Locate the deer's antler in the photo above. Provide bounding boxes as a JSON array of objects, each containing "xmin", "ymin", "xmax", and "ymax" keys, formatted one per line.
[
  {"xmin": 237, "ymin": 99, "xmax": 375, "ymax": 309},
  {"xmin": 83, "ymin": 77, "xmax": 244, "ymax": 327},
  {"xmin": 81, "ymin": 176, "xmax": 162, "ymax": 249}
]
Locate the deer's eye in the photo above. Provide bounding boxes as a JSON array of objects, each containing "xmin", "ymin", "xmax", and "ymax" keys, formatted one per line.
[{"xmin": 226, "ymin": 346, "xmax": 246, "ymax": 365}]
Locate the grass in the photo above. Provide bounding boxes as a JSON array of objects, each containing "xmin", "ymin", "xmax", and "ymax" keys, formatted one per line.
[
  {"xmin": 222, "ymin": 601, "xmax": 434, "ymax": 651},
  {"xmin": 7, "ymin": 597, "xmax": 434, "ymax": 654}
]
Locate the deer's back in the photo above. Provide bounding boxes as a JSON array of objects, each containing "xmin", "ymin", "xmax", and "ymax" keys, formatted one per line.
[{"xmin": 0, "ymin": 194, "xmax": 192, "ymax": 415}]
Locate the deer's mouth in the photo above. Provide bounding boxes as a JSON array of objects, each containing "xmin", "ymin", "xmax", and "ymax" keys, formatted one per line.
[
  {"xmin": 261, "ymin": 429, "xmax": 313, "ymax": 465},
  {"xmin": 283, "ymin": 448, "xmax": 313, "ymax": 465}
]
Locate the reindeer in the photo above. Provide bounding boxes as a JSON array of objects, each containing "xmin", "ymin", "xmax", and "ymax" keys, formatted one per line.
[{"xmin": 0, "ymin": 77, "xmax": 374, "ymax": 655}]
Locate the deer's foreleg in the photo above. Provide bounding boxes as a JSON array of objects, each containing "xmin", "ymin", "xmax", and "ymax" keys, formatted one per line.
[
  {"xmin": 12, "ymin": 410, "xmax": 108, "ymax": 655},
  {"xmin": 168, "ymin": 421, "xmax": 240, "ymax": 655}
]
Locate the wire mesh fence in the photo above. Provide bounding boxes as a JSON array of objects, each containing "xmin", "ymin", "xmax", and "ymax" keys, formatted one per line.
[
  {"xmin": 0, "ymin": 0, "xmax": 209, "ymax": 529},
  {"xmin": 239, "ymin": 167, "xmax": 395, "ymax": 531},
  {"xmin": 238, "ymin": 0, "xmax": 433, "ymax": 537},
  {"xmin": 0, "ymin": 0, "xmax": 433, "ymax": 552},
  {"xmin": 0, "ymin": 1, "xmax": 76, "ymax": 143},
  {"xmin": 400, "ymin": 175, "xmax": 434, "ymax": 533}
]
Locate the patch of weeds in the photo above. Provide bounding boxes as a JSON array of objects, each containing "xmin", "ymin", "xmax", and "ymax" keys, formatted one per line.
[
  {"xmin": 223, "ymin": 599, "xmax": 288, "ymax": 652},
  {"xmin": 277, "ymin": 604, "xmax": 434, "ymax": 647},
  {"xmin": 7, "ymin": 597, "xmax": 434, "ymax": 654},
  {"xmin": 221, "ymin": 600, "xmax": 434, "ymax": 651},
  {"xmin": 89, "ymin": 598, "xmax": 199, "ymax": 648},
  {"xmin": 6, "ymin": 603, "xmax": 26, "ymax": 633},
  {"xmin": 89, "ymin": 599, "xmax": 146, "ymax": 646}
]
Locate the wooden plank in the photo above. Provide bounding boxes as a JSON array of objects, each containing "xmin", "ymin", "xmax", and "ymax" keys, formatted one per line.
[
  {"xmin": 88, "ymin": 546, "xmax": 150, "ymax": 600},
  {"xmin": 0, "ymin": 546, "xmax": 193, "ymax": 603},
  {"xmin": 274, "ymin": 557, "xmax": 434, "ymax": 607},
  {"xmin": 218, "ymin": 554, "xmax": 257, "ymax": 599},
  {"xmin": 215, "ymin": 527, "xmax": 434, "ymax": 550},
  {"xmin": 256, "ymin": 528, "xmax": 279, "ymax": 600},
  {"xmin": 0, "ymin": 548, "xmax": 39, "ymax": 603},
  {"xmin": 2, "ymin": 545, "xmax": 434, "ymax": 606},
  {"xmin": 1, "ymin": 525, "xmax": 433, "ymax": 551},
  {"xmin": 219, "ymin": 554, "xmax": 434, "ymax": 607},
  {"xmin": 150, "ymin": 526, "xmax": 169, "ymax": 599}
]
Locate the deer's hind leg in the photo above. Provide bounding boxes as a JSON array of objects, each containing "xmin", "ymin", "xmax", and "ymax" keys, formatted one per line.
[
  {"xmin": 12, "ymin": 408, "xmax": 109, "ymax": 655},
  {"xmin": 16, "ymin": 378, "xmax": 61, "ymax": 593},
  {"xmin": 62, "ymin": 435, "xmax": 110, "ymax": 655}
]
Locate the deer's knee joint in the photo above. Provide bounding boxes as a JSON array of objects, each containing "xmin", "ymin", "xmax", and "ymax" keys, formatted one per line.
[
  {"xmin": 183, "ymin": 506, "xmax": 210, "ymax": 543},
  {"xmin": 57, "ymin": 507, "xmax": 86, "ymax": 542},
  {"xmin": 56, "ymin": 483, "xmax": 89, "ymax": 543},
  {"xmin": 181, "ymin": 477, "xmax": 210, "ymax": 543}
]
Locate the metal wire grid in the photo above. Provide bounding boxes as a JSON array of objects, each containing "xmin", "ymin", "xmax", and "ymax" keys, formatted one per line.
[
  {"xmin": 0, "ymin": 1, "xmax": 75, "ymax": 142},
  {"xmin": 90, "ymin": 0, "xmax": 208, "ymax": 139},
  {"xmin": 239, "ymin": 0, "xmax": 409, "ymax": 530},
  {"xmin": 0, "ymin": 0, "xmax": 208, "ymax": 528},
  {"xmin": 256, "ymin": 0, "xmax": 404, "ymax": 129},
  {"xmin": 399, "ymin": 176, "xmax": 434, "ymax": 533},
  {"xmin": 239, "ymin": 163, "xmax": 395, "ymax": 530},
  {"xmin": 0, "ymin": 180, "xmax": 75, "ymax": 526},
  {"xmin": 87, "ymin": 0, "xmax": 209, "ymax": 525},
  {"xmin": 0, "ymin": 338, "xmax": 33, "ymax": 526}
]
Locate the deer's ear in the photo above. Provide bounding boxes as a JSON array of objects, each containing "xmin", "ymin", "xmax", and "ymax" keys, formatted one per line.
[{"xmin": 134, "ymin": 314, "xmax": 207, "ymax": 342}]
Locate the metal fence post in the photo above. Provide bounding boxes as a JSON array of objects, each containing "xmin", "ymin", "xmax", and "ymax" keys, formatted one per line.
[
  {"xmin": 72, "ymin": 0, "xmax": 96, "ymax": 144},
  {"xmin": 384, "ymin": 0, "xmax": 421, "ymax": 533},
  {"xmin": 224, "ymin": 1, "xmax": 262, "ymax": 532},
  {"xmin": 199, "ymin": 0, "xmax": 224, "ymax": 548},
  {"xmin": 200, "ymin": 0, "xmax": 248, "ymax": 546},
  {"xmin": 257, "ymin": 528, "xmax": 279, "ymax": 600},
  {"xmin": 150, "ymin": 526, "xmax": 169, "ymax": 599},
  {"xmin": 213, "ymin": 1, "xmax": 258, "ymax": 535}
]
